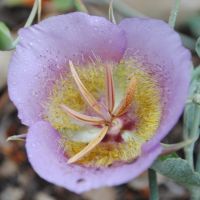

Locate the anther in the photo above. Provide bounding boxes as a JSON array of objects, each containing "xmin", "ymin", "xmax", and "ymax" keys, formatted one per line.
[
  {"xmin": 69, "ymin": 60, "xmax": 110, "ymax": 120},
  {"xmin": 113, "ymin": 75, "xmax": 137, "ymax": 117},
  {"xmin": 67, "ymin": 126, "xmax": 109, "ymax": 163},
  {"xmin": 105, "ymin": 65, "xmax": 115, "ymax": 113},
  {"xmin": 61, "ymin": 104, "xmax": 106, "ymax": 125}
]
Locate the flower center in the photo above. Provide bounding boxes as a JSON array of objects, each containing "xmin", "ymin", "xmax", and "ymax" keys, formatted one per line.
[
  {"xmin": 44, "ymin": 59, "xmax": 162, "ymax": 167},
  {"xmin": 60, "ymin": 61, "xmax": 137, "ymax": 163}
]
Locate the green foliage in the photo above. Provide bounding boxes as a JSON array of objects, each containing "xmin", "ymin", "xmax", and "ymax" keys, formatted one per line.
[
  {"xmin": 13, "ymin": 0, "xmax": 41, "ymax": 48},
  {"xmin": 158, "ymin": 153, "xmax": 178, "ymax": 161},
  {"xmin": 152, "ymin": 156, "xmax": 200, "ymax": 188},
  {"xmin": 196, "ymin": 37, "xmax": 200, "ymax": 57},
  {"xmin": 168, "ymin": 0, "xmax": 181, "ymax": 28},
  {"xmin": 182, "ymin": 39, "xmax": 200, "ymax": 199},
  {"xmin": 0, "ymin": 22, "xmax": 14, "ymax": 51},
  {"xmin": 74, "ymin": 0, "xmax": 88, "ymax": 13},
  {"xmin": 190, "ymin": 66, "xmax": 200, "ymax": 100},
  {"xmin": 188, "ymin": 16, "xmax": 200, "ymax": 38},
  {"xmin": 184, "ymin": 66, "xmax": 200, "ymax": 140},
  {"xmin": 52, "ymin": 0, "xmax": 87, "ymax": 12},
  {"xmin": 52, "ymin": 0, "xmax": 74, "ymax": 11},
  {"xmin": 24, "ymin": 0, "xmax": 40, "ymax": 28}
]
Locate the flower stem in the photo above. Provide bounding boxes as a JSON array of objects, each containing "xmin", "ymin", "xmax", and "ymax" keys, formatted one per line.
[
  {"xmin": 196, "ymin": 150, "xmax": 200, "ymax": 173},
  {"xmin": 13, "ymin": 0, "xmax": 41, "ymax": 47},
  {"xmin": 37, "ymin": 0, "xmax": 42, "ymax": 22},
  {"xmin": 85, "ymin": 0, "xmax": 145, "ymax": 17},
  {"xmin": 168, "ymin": 0, "xmax": 181, "ymax": 28},
  {"xmin": 185, "ymin": 103, "xmax": 200, "ymax": 169},
  {"xmin": 86, "ymin": 0, "xmax": 194, "ymax": 51},
  {"xmin": 148, "ymin": 169, "xmax": 159, "ymax": 200}
]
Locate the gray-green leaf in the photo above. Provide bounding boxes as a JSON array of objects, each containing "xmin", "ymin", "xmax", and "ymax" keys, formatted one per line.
[{"xmin": 152, "ymin": 157, "xmax": 200, "ymax": 187}]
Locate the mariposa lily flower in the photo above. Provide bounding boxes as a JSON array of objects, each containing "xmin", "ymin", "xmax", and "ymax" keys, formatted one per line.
[{"xmin": 8, "ymin": 12, "xmax": 191, "ymax": 193}]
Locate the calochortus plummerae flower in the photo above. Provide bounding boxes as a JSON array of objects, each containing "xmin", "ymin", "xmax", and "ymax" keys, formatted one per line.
[{"xmin": 8, "ymin": 12, "xmax": 191, "ymax": 193}]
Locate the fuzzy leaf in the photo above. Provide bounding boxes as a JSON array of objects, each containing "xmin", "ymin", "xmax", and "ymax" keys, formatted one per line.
[
  {"xmin": 152, "ymin": 157, "xmax": 200, "ymax": 187},
  {"xmin": 0, "ymin": 22, "xmax": 13, "ymax": 51},
  {"xmin": 184, "ymin": 66, "xmax": 200, "ymax": 138}
]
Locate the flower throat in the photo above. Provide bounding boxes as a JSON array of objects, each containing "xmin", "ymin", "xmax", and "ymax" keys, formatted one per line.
[{"xmin": 44, "ymin": 60, "xmax": 162, "ymax": 167}]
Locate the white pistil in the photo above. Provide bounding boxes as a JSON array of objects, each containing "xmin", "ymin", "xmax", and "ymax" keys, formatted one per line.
[{"xmin": 109, "ymin": 118, "xmax": 123, "ymax": 135}]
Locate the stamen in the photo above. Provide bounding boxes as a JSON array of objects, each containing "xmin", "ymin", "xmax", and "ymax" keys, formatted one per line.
[
  {"xmin": 69, "ymin": 61, "xmax": 110, "ymax": 120},
  {"xmin": 61, "ymin": 104, "xmax": 105, "ymax": 125},
  {"xmin": 105, "ymin": 65, "xmax": 115, "ymax": 113},
  {"xmin": 113, "ymin": 75, "xmax": 137, "ymax": 117},
  {"xmin": 67, "ymin": 126, "xmax": 109, "ymax": 163}
]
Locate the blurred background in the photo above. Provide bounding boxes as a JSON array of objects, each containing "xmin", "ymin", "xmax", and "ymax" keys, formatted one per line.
[{"xmin": 0, "ymin": 0, "xmax": 200, "ymax": 199}]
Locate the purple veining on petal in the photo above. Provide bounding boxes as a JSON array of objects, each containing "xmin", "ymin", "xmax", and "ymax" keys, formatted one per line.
[{"xmin": 8, "ymin": 12, "xmax": 126, "ymax": 126}]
